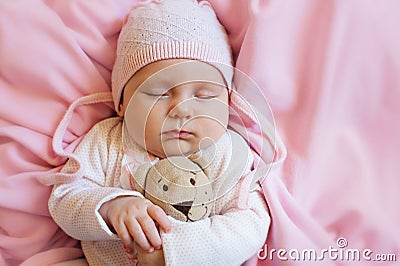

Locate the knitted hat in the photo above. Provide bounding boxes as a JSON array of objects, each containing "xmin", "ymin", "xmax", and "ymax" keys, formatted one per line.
[{"xmin": 111, "ymin": 0, "xmax": 233, "ymax": 113}]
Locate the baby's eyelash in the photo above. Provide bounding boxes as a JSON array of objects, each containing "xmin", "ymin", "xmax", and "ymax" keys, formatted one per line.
[
  {"xmin": 195, "ymin": 95, "xmax": 217, "ymax": 99},
  {"xmin": 144, "ymin": 92, "xmax": 169, "ymax": 97}
]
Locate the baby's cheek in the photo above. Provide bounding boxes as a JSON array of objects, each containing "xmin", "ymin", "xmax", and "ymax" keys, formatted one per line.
[{"xmin": 197, "ymin": 117, "xmax": 227, "ymax": 138}]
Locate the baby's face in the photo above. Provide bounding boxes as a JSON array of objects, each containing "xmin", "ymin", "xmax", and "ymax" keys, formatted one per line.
[{"xmin": 122, "ymin": 59, "xmax": 230, "ymax": 158}]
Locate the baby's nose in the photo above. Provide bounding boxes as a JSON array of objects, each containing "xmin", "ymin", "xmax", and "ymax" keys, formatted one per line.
[{"xmin": 168, "ymin": 97, "xmax": 195, "ymax": 119}]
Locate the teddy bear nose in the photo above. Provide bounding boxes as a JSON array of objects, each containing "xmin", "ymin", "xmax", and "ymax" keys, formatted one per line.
[{"xmin": 172, "ymin": 201, "xmax": 193, "ymax": 219}]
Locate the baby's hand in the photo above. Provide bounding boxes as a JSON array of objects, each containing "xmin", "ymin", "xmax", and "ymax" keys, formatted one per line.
[
  {"xmin": 99, "ymin": 196, "xmax": 171, "ymax": 252},
  {"xmin": 134, "ymin": 242, "xmax": 165, "ymax": 266}
]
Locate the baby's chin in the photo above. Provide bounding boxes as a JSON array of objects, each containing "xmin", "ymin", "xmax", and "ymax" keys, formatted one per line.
[{"xmin": 154, "ymin": 141, "xmax": 209, "ymax": 159}]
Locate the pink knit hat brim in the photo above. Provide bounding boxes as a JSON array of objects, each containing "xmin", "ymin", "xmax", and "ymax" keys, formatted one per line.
[{"xmin": 111, "ymin": 0, "xmax": 233, "ymax": 113}]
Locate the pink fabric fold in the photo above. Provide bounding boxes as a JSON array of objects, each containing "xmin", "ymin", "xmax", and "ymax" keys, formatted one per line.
[
  {"xmin": 0, "ymin": 0, "xmax": 136, "ymax": 264},
  {"xmin": 1, "ymin": 0, "xmax": 399, "ymax": 265},
  {"xmin": 211, "ymin": 0, "xmax": 400, "ymax": 265}
]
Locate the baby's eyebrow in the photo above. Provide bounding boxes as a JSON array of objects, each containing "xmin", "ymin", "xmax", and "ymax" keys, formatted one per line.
[
  {"xmin": 195, "ymin": 83, "xmax": 225, "ymax": 92},
  {"xmin": 138, "ymin": 75, "xmax": 171, "ymax": 89},
  {"xmin": 138, "ymin": 82, "xmax": 170, "ymax": 92}
]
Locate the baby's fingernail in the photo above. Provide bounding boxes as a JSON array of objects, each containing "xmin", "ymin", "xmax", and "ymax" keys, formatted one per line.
[
  {"xmin": 147, "ymin": 247, "xmax": 154, "ymax": 253},
  {"xmin": 125, "ymin": 247, "xmax": 133, "ymax": 253},
  {"xmin": 155, "ymin": 245, "xmax": 161, "ymax": 250},
  {"xmin": 122, "ymin": 244, "xmax": 132, "ymax": 253}
]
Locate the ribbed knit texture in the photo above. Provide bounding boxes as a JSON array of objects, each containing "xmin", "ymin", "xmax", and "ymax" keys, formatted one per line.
[{"xmin": 111, "ymin": 0, "xmax": 233, "ymax": 111}]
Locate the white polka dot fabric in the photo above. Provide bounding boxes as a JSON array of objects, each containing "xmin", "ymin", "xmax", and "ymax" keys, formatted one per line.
[{"xmin": 49, "ymin": 117, "xmax": 270, "ymax": 265}]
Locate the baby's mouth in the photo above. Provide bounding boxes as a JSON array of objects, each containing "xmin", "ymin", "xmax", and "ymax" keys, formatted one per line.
[{"xmin": 162, "ymin": 130, "xmax": 193, "ymax": 139}]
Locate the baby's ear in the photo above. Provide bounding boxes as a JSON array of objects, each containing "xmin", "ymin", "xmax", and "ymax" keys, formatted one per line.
[
  {"xmin": 117, "ymin": 88, "xmax": 126, "ymax": 117},
  {"xmin": 131, "ymin": 163, "xmax": 152, "ymax": 194},
  {"xmin": 117, "ymin": 102, "xmax": 125, "ymax": 117},
  {"xmin": 115, "ymin": 95, "xmax": 125, "ymax": 117}
]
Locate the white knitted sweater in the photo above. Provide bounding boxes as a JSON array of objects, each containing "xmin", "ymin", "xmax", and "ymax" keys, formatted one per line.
[{"xmin": 49, "ymin": 117, "xmax": 270, "ymax": 265}]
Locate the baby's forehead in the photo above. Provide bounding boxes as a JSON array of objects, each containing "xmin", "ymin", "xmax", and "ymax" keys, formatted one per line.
[
  {"xmin": 128, "ymin": 59, "xmax": 228, "ymax": 91},
  {"xmin": 140, "ymin": 78, "xmax": 226, "ymax": 92},
  {"xmin": 147, "ymin": 60, "xmax": 225, "ymax": 82}
]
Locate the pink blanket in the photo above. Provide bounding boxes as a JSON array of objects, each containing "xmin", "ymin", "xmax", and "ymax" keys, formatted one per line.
[{"xmin": 1, "ymin": 0, "xmax": 399, "ymax": 265}]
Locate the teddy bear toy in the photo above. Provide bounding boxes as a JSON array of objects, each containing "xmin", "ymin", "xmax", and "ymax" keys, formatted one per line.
[{"xmin": 131, "ymin": 156, "xmax": 213, "ymax": 222}]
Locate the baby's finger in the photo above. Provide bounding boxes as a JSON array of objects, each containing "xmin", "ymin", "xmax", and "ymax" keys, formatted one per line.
[
  {"xmin": 138, "ymin": 215, "xmax": 162, "ymax": 251},
  {"xmin": 148, "ymin": 205, "xmax": 172, "ymax": 233},
  {"xmin": 125, "ymin": 218, "xmax": 153, "ymax": 252},
  {"xmin": 113, "ymin": 219, "xmax": 133, "ymax": 248}
]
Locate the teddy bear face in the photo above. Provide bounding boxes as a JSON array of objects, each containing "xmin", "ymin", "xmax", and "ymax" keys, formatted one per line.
[{"xmin": 132, "ymin": 156, "xmax": 214, "ymax": 222}]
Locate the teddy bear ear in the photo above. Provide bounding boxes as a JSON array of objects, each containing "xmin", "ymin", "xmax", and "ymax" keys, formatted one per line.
[{"xmin": 131, "ymin": 162, "xmax": 152, "ymax": 194}]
